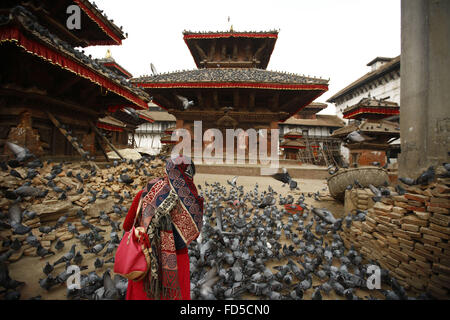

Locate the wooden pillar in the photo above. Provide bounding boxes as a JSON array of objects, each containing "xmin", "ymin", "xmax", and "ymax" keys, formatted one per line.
[
  {"xmin": 233, "ymin": 90, "xmax": 240, "ymax": 109},
  {"xmin": 210, "ymin": 39, "xmax": 216, "ymax": 61},
  {"xmin": 249, "ymin": 91, "xmax": 255, "ymax": 111}
]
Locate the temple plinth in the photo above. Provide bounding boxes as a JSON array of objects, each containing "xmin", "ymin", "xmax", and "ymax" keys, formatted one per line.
[{"xmin": 132, "ymin": 30, "xmax": 328, "ymax": 161}]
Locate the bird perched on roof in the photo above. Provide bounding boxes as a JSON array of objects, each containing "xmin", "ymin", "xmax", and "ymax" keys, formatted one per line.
[
  {"xmin": 122, "ymin": 107, "xmax": 140, "ymax": 121},
  {"xmin": 344, "ymin": 131, "xmax": 371, "ymax": 143}
]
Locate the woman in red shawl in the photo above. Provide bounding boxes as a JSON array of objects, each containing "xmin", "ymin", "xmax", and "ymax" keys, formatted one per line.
[{"xmin": 122, "ymin": 156, "xmax": 203, "ymax": 300}]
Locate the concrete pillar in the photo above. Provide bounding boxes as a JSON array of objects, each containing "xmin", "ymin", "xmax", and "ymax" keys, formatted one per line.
[{"xmin": 399, "ymin": 0, "xmax": 450, "ymax": 177}]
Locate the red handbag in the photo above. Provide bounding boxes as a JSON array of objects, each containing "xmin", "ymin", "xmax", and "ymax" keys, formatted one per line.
[{"xmin": 114, "ymin": 199, "xmax": 150, "ymax": 281}]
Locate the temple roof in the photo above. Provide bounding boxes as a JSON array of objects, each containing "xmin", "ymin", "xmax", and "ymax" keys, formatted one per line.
[
  {"xmin": 283, "ymin": 115, "xmax": 345, "ymax": 128},
  {"xmin": 9, "ymin": 0, "xmax": 126, "ymax": 47},
  {"xmin": 283, "ymin": 131, "xmax": 303, "ymax": 138},
  {"xmin": 182, "ymin": 30, "xmax": 279, "ymax": 69},
  {"xmin": 280, "ymin": 139, "xmax": 306, "ymax": 149},
  {"xmin": 98, "ymin": 51, "xmax": 133, "ymax": 79},
  {"xmin": 342, "ymin": 97, "xmax": 399, "ymax": 119},
  {"xmin": 132, "ymin": 68, "xmax": 328, "ymax": 87},
  {"xmin": 331, "ymin": 119, "xmax": 400, "ymax": 138},
  {"xmin": 327, "ymin": 55, "xmax": 400, "ymax": 103},
  {"xmin": 366, "ymin": 56, "xmax": 394, "ymax": 66},
  {"xmin": 183, "ymin": 30, "xmax": 279, "ymax": 38},
  {"xmin": 0, "ymin": 6, "xmax": 150, "ymax": 109},
  {"xmin": 142, "ymin": 110, "xmax": 176, "ymax": 122}
]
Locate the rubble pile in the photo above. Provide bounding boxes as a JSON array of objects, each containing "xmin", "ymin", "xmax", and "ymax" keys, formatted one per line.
[{"xmin": 0, "ymin": 157, "xmax": 165, "ymax": 263}]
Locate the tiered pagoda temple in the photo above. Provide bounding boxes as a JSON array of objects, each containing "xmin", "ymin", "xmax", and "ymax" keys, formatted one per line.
[
  {"xmin": 132, "ymin": 30, "xmax": 328, "ymax": 160},
  {"xmin": 280, "ymin": 131, "xmax": 305, "ymax": 160},
  {"xmin": 331, "ymin": 97, "xmax": 400, "ymax": 166},
  {"xmin": 0, "ymin": 2, "xmax": 151, "ymax": 161}
]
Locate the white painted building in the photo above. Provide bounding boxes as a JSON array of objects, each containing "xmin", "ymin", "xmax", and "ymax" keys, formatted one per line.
[
  {"xmin": 327, "ymin": 56, "xmax": 400, "ymax": 119},
  {"xmin": 134, "ymin": 107, "xmax": 176, "ymax": 155},
  {"xmin": 326, "ymin": 56, "xmax": 400, "ymax": 161}
]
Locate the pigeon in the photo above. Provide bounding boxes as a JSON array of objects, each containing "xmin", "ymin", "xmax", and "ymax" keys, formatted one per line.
[
  {"xmin": 67, "ymin": 223, "xmax": 79, "ymax": 235},
  {"xmin": 37, "ymin": 245, "xmax": 55, "ymax": 258},
  {"xmin": 398, "ymin": 176, "xmax": 415, "ymax": 186},
  {"xmin": 312, "ymin": 287, "xmax": 322, "ymax": 300},
  {"xmin": 118, "ymin": 174, "xmax": 133, "ymax": 184},
  {"xmin": 26, "ymin": 232, "xmax": 40, "ymax": 248},
  {"xmin": 227, "ymin": 176, "xmax": 238, "ymax": 189},
  {"xmin": 53, "ymin": 244, "xmax": 76, "ymax": 266},
  {"xmin": 272, "ymin": 168, "xmax": 297, "ymax": 190},
  {"xmin": 415, "ymin": 166, "xmax": 435, "ymax": 186},
  {"xmin": 102, "ymin": 270, "xmax": 120, "ymax": 300},
  {"xmin": 94, "ymin": 258, "xmax": 104, "ymax": 269},
  {"xmin": 327, "ymin": 165, "xmax": 338, "ymax": 175},
  {"xmin": 122, "ymin": 107, "xmax": 140, "ymax": 121},
  {"xmin": 175, "ymin": 95, "xmax": 194, "ymax": 110},
  {"xmin": 55, "ymin": 239, "xmax": 64, "ymax": 251},
  {"xmin": 9, "ymin": 169, "xmax": 23, "ymax": 180},
  {"xmin": 345, "ymin": 130, "xmax": 366, "ymax": 143},
  {"xmin": 6, "ymin": 142, "xmax": 34, "ymax": 162},
  {"xmin": 39, "ymin": 275, "xmax": 58, "ymax": 291},
  {"xmin": 10, "ymin": 238, "xmax": 22, "ymax": 251},
  {"xmin": 14, "ymin": 186, "xmax": 47, "ymax": 198},
  {"xmin": 43, "ymin": 262, "xmax": 54, "ymax": 275},
  {"xmin": 84, "ymin": 241, "xmax": 110, "ymax": 255},
  {"xmin": 368, "ymin": 184, "xmax": 382, "ymax": 202}
]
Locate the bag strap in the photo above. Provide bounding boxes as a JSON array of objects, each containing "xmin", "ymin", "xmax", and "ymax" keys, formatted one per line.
[{"xmin": 133, "ymin": 195, "xmax": 144, "ymax": 228}]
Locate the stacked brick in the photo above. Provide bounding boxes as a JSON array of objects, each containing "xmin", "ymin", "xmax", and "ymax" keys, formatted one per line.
[
  {"xmin": 344, "ymin": 188, "xmax": 375, "ymax": 213},
  {"xmin": 340, "ymin": 178, "xmax": 450, "ymax": 299}
]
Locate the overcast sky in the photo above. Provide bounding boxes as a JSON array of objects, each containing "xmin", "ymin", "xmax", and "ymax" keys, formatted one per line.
[{"xmin": 84, "ymin": 0, "xmax": 401, "ymax": 115}]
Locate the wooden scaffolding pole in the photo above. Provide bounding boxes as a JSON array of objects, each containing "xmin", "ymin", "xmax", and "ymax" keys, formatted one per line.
[
  {"xmin": 88, "ymin": 120, "xmax": 124, "ymax": 160},
  {"xmin": 46, "ymin": 111, "xmax": 99, "ymax": 170}
]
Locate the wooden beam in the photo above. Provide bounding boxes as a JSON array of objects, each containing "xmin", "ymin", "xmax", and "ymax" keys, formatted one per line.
[
  {"xmin": 52, "ymin": 77, "xmax": 82, "ymax": 96},
  {"xmin": 249, "ymin": 91, "xmax": 255, "ymax": 110},
  {"xmin": 221, "ymin": 42, "xmax": 227, "ymax": 60},
  {"xmin": 47, "ymin": 111, "xmax": 99, "ymax": 169},
  {"xmin": 209, "ymin": 39, "xmax": 216, "ymax": 61},
  {"xmin": 194, "ymin": 42, "xmax": 208, "ymax": 60},
  {"xmin": 0, "ymin": 87, "xmax": 99, "ymax": 116},
  {"xmin": 32, "ymin": 7, "xmax": 88, "ymax": 47},
  {"xmin": 272, "ymin": 92, "xmax": 280, "ymax": 112},
  {"xmin": 89, "ymin": 120, "xmax": 124, "ymax": 160},
  {"xmin": 254, "ymin": 40, "xmax": 268, "ymax": 60},
  {"xmin": 245, "ymin": 39, "xmax": 252, "ymax": 60},
  {"xmin": 213, "ymin": 90, "xmax": 219, "ymax": 108},
  {"xmin": 196, "ymin": 91, "xmax": 204, "ymax": 110},
  {"xmin": 94, "ymin": 133, "xmax": 109, "ymax": 161}
]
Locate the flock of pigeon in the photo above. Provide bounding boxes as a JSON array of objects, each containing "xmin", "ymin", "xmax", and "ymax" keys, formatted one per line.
[
  {"xmin": 187, "ymin": 176, "xmax": 433, "ymax": 300},
  {"xmin": 0, "ymin": 142, "xmax": 160, "ymax": 300},
  {"xmin": 0, "ymin": 139, "xmax": 440, "ymax": 300}
]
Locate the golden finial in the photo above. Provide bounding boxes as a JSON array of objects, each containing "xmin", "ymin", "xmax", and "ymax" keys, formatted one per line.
[{"xmin": 105, "ymin": 49, "xmax": 112, "ymax": 58}]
